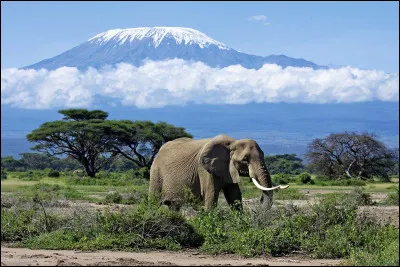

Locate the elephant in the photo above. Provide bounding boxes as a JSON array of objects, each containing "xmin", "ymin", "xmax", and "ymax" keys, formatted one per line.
[{"xmin": 148, "ymin": 134, "xmax": 288, "ymax": 211}]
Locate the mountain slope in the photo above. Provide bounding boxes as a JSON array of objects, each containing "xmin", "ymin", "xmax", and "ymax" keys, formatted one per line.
[{"xmin": 24, "ymin": 27, "xmax": 324, "ymax": 70}]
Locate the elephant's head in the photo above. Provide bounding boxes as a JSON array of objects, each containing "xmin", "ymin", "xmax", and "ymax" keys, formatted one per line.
[{"xmin": 200, "ymin": 134, "xmax": 289, "ymax": 208}]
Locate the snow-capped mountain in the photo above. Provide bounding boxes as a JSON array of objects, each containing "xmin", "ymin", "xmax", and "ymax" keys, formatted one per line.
[{"xmin": 24, "ymin": 27, "xmax": 324, "ymax": 70}]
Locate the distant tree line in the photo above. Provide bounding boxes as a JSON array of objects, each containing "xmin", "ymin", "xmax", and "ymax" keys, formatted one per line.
[
  {"xmin": 1, "ymin": 153, "xmax": 137, "ymax": 173},
  {"xmin": 1, "ymin": 109, "xmax": 398, "ymax": 181}
]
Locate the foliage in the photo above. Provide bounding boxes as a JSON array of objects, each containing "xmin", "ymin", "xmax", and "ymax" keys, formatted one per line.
[
  {"xmin": 306, "ymin": 132, "xmax": 398, "ymax": 180},
  {"xmin": 1, "ymin": 179, "xmax": 398, "ymax": 263},
  {"xmin": 59, "ymin": 109, "xmax": 108, "ymax": 121},
  {"xmin": 298, "ymin": 172, "xmax": 312, "ymax": 184},
  {"xmin": 381, "ymin": 187, "xmax": 399, "ymax": 206},
  {"xmin": 1, "ymin": 156, "xmax": 26, "ymax": 171},
  {"xmin": 321, "ymin": 187, "xmax": 374, "ymax": 207},
  {"xmin": 25, "ymin": 109, "xmax": 193, "ymax": 177},
  {"xmin": 104, "ymin": 191, "xmax": 123, "ymax": 204},
  {"xmin": 107, "ymin": 155, "xmax": 137, "ymax": 171},
  {"xmin": 1, "ymin": 167, "xmax": 7, "ymax": 180},
  {"xmin": 106, "ymin": 120, "xmax": 192, "ymax": 170},
  {"xmin": 272, "ymin": 173, "xmax": 291, "ymax": 185},
  {"xmin": 65, "ymin": 170, "xmax": 149, "ymax": 186},
  {"xmin": 47, "ymin": 170, "xmax": 60, "ymax": 178},
  {"xmin": 2, "ymin": 196, "xmax": 203, "ymax": 250},
  {"xmin": 264, "ymin": 154, "xmax": 304, "ymax": 175},
  {"xmin": 1, "ymin": 154, "xmax": 82, "ymax": 172},
  {"xmin": 349, "ymin": 238, "xmax": 399, "ymax": 266},
  {"xmin": 189, "ymin": 197, "xmax": 399, "ymax": 259},
  {"xmin": 15, "ymin": 170, "xmax": 43, "ymax": 181},
  {"xmin": 26, "ymin": 109, "xmax": 119, "ymax": 177}
]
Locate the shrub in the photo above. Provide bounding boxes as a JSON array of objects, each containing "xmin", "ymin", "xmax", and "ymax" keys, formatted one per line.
[
  {"xmin": 273, "ymin": 173, "xmax": 290, "ymax": 185},
  {"xmin": 349, "ymin": 238, "xmax": 399, "ymax": 266},
  {"xmin": 314, "ymin": 175, "xmax": 330, "ymax": 181},
  {"xmin": 298, "ymin": 172, "xmax": 312, "ymax": 184},
  {"xmin": 350, "ymin": 187, "xmax": 374, "ymax": 206},
  {"xmin": 7, "ymin": 198, "xmax": 203, "ymax": 250},
  {"xmin": 382, "ymin": 187, "xmax": 399, "ymax": 206},
  {"xmin": 122, "ymin": 188, "xmax": 148, "ymax": 205},
  {"xmin": 321, "ymin": 188, "xmax": 373, "ymax": 207},
  {"xmin": 104, "ymin": 191, "xmax": 123, "ymax": 204},
  {"xmin": 1, "ymin": 168, "xmax": 7, "ymax": 180},
  {"xmin": 47, "ymin": 170, "xmax": 60, "ymax": 178},
  {"xmin": 15, "ymin": 171, "xmax": 42, "ymax": 181},
  {"xmin": 130, "ymin": 167, "xmax": 150, "ymax": 179}
]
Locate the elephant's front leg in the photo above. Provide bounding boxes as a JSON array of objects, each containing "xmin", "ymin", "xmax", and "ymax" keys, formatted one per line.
[
  {"xmin": 204, "ymin": 187, "xmax": 220, "ymax": 210},
  {"xmin": 223, "ymin": 183, "xmax": 243, "ymax": 211},
  {"xmin": 202, "ymin": 175, "xmax": 222, "ymax": 210}
]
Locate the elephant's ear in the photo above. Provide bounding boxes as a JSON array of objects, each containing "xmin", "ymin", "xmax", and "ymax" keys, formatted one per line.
[{"xmin": 200, "ymin": 135, "xmax": 240, "ymax": 184}]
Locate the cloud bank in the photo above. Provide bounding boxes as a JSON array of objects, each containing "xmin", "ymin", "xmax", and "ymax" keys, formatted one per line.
[{"xmin": 1, "ymin": 59, "xmax": 398, "ymax": 109}]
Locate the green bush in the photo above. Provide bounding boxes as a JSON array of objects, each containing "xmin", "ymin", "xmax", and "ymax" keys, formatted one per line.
[
  {"xmin": 104, "ymin": 191, "xmax": 123, "ymax": 204},
  {"xmin": 130, "ymin": 167, "xmax": 150, "ymax": 179},
  {"xmin": 5, "ymin": 198, "xmax": 203, "ymax": 251},
  {"xmin": 321, "ymin": 187, "xmax": 373, "ymax": 207},
  {"xmin": 314, "ymin": 175, "xmax": 331, "ymax": 181},
  {"xmin": 382, "ymin": 188, "xmax": 399, "ymax": 206},
  {"xmin": 123, "ymin": 188, "xmax": 148, "ymax": 205},
  {"xmin": 1, "ymin": 168, "xmax": 7, "ymax": 180},
  {"xmin": 15, "ymin": 171, "xmax": 43, "ymax": 181},
  {"xmin": 298, "ymin": 172, "xmax": 312, "ymax": 184},
  {"xmin": 47, "ymin": 170, "xmax": 60, "ymax": 178},
  {"xmin": 272, "ymin": 173, "xmax": 290, "ymax": 185},
  {"xmin": 20, "ymin": 183, "xmax": 85, "ymax": 203},
  {"xmin": 349, "ymin": 238, "xmax": 399, "ymax": 266}
]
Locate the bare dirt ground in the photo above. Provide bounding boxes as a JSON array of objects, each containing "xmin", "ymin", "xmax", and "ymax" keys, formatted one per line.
[{"xmin": 0, "ymin": 246, "xmax": 343, "ymax": 266}]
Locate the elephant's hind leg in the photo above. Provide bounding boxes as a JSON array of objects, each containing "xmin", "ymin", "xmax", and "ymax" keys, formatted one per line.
[{"xmin": 149, "ymin": 167, "xmax": 163, "ymax": 202}]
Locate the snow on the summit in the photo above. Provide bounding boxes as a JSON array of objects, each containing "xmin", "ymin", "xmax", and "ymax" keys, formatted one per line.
[{"xmin": 88, "ymin": 27, "xmax": 230, "ymax": 49}]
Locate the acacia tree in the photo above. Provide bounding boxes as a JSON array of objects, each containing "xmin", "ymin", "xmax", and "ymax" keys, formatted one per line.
[
  {"xmin": 306, "ymin": 132, "xmax": 398, "ymax": 180},
  {"xmin": 103, "ymin": 120, "xmax": 193, "ymax": 170},
  {"xmin": 26, "ymin": 109, "xmax": 117, "ymax": 177}
]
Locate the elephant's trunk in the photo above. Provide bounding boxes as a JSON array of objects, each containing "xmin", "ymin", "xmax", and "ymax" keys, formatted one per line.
[{"xmin": 251, "ymin": 161, "xmax": 288, "ymax": 209}]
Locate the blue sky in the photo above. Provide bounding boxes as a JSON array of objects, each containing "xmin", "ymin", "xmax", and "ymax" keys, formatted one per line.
[{"xmin": 1, "ymin": 1, "xmax": 399, "ymax": 73}]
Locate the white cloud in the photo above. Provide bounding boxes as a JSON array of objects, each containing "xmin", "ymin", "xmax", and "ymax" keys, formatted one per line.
[
  {"xmin": 1, "ymin": 59, "xmax": 398, "ymax": 109},
  {"xmin": 248, "ymin": 15, "xmax": 270, "ymax": 25}
]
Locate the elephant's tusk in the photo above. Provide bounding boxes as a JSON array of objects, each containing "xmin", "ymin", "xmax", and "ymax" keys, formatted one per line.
[
  {"xmin": 251, "ymin": 178, "xmax": 289, "ymax": 191},
  {"xmin": 272, "ymin": 182, "xmax": 289, "ymax": 189}
]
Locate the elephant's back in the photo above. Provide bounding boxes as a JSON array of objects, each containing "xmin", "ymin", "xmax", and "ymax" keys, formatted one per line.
[
  {"xmin": 158, "ymin": 138, "xmax": 210, "ymax": 156},
  {"xmin": 153, "ymin": 138, "xmax": 210, "ymax": 190}
]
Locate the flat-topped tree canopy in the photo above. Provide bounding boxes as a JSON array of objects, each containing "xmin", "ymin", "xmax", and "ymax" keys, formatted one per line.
[{"xmin": 59, "ymin": 109, "xmax": 108, "ymax": 121}]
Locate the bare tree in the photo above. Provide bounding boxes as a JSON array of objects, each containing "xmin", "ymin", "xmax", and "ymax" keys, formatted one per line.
[{"xmin": 306, "ymin": 132, "xmax": 397, "ymax": 180}]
